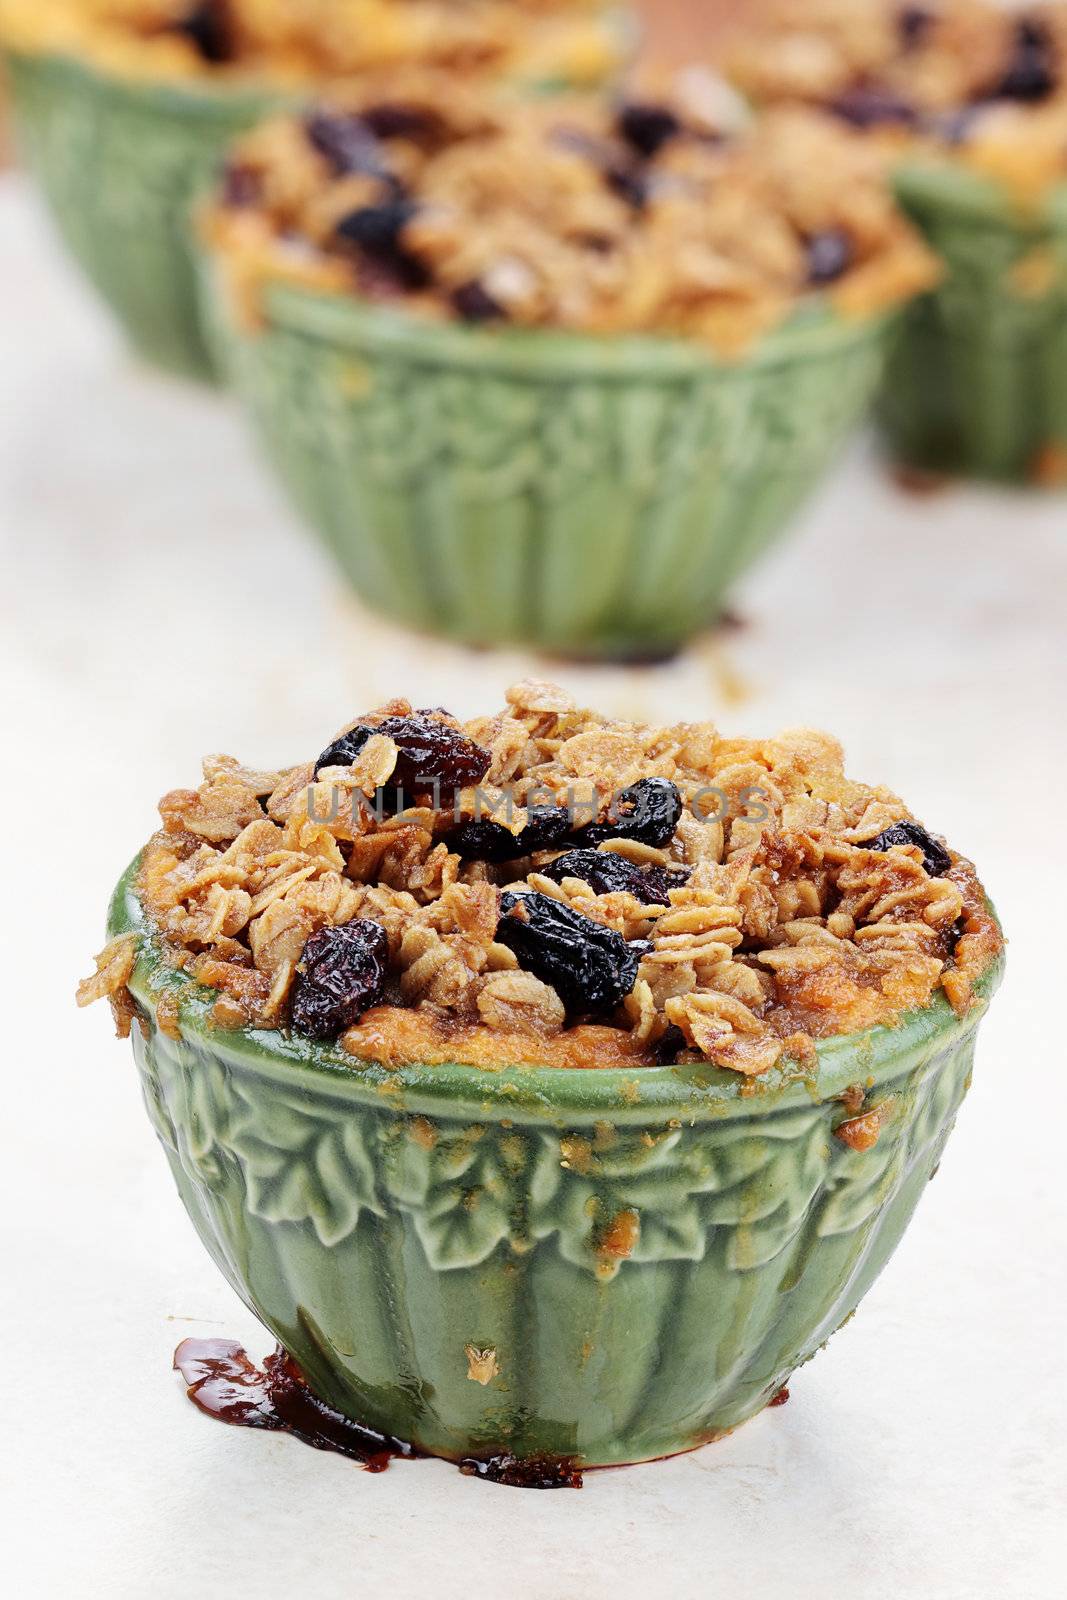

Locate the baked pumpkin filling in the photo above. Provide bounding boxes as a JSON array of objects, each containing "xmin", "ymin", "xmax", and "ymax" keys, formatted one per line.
[
  {"xmin": 78, "ymin": 681, "xmax": 1002, "ymax": 1075},
  {"xmin": 200, "ymin": 73, "xmax": 941, "ymax": 353}
]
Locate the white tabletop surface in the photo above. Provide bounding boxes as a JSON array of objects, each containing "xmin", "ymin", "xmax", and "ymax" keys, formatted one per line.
[{"xmin": 1, "ymin": 173, "xmax": 1065, "ymax": 1600}]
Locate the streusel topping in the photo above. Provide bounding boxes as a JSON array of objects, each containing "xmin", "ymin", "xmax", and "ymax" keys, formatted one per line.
[
  {"xmin": 0, "ymin": 0, "xmax": 623, "ymax": 88},
  {"xmin": 202, "ymin": 74, "xmax": 940, "ymax": 353},
  {"xmin": 78, "ymin": 683, "xmax": 1001, "ymax": 1076},
  {"xmin": 730, "ymin": 1, "xmax": 1067, "ymax": 200}
]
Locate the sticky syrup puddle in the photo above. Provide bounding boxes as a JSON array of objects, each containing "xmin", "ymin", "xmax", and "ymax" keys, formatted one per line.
[{"xmin": 174, "ymin": 1338, "xmax": 583, "ymax": 1489}]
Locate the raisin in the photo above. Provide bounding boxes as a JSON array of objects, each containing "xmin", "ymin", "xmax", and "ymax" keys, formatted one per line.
[
  {"xmin": 806, "ymin": 230, "xmax": 854, "ymax": 286},
  {"xmin": 222, "ymin": 162, "xmax": 262, "ymax": 208},
  {"xmin": 577, "ymin": 233, "xmax": 616, "ymax": 255},
  {"xmin": 445, "ymin": 807, "xmax": 573, "ymax": 862},
  {"xmin": 314, "ymin": 714, "xmax": 491, "ymax": 809},
  {"xmin": 334, "ymin": 202, "xmax": 429, "ymax": 290},
  {"xmin": 496, "ymin": 892, "xmax": 642, "ymax": 1015},
  {"xmin": 993, "ymin": 19, "xmax": 1056, "ymax": 102},
  {"xmin": 360, "ymin": 103, "xmax": 441, "ymax": 143},
  {"xmin": 655, "ymin": 1024, "xmax": 688, "ymax": 1064},
  {"xmin": 830, "ymin": 84, "xmax": 917, "ymax": 128},
  {"xmin": 617, "ymin": 103, "xmax": 682, "ymax": 158},
  {"xmin": 576, "ymin": 778, "xmax": 683, "ymax": 849},
  {"xmin": 897, "ymin": 6, "xmax": 932, "ymax": 49},
  {"xmin": 304, "ymin": 110, "xmax": 389, "ymax": 178},
  {"xmin": 314, "ymin": 725, "xmax": 374, "ymax": 774},
  {"xmin": 356, "ymin": 253, "xmax": 430, "ymax": 298},
  {"xmin": 290, "ymin": 921, "xmax": 389, "ymax": 1040},
  {"xmin": 169, "ymin": 0, "xmax": 234, "ymax": 63},
  {"xmin": 519, "ymin": 806, "xmax": 578, "ymax": 852},
  {"xmin": 451, "ymin": 280, "xmax": 507, "ymax": 323},
  {"xmin": 866, "ymin": 821, "xmax": 952, "ymax": 877},
  {"xmin": 335, "ymin": 201, "xmax": 418, "ymax": 256},
  {"xmin": 539, "ymin": 849, "xmax": 688, "ymax": 905},
  {"xmin": 445, "ymin": 820, "xmax": 522, "ymax": 861}
]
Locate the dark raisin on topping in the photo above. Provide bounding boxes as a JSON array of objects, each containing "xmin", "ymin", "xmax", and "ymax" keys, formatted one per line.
[
  {"xmin": 360, "ymin": 103, "xmax": 441, "ymax": 143},
  {"xmin": 313, "ymin": 714, "xmax": 491, "ymax": 809},
  {"xmin": 334, "ymin": 201, "xmax": 418, "ymax": 257},
  {"xmin": 992, "ymin": 18, "xmax": 1056, "ymax": 103},
  {"xmin": 290, "ymin": 920, "xmax": 389, "ymax": 1040},
  {"xmin": 333, "ymin": 202, "xmax": 430, "ymax": 290},
  {"xmin": 304, "ymin": 111, "xmax": 391, "ymax": 178},
  {"xmin": 576, "ymin": 777, "xmax": 684, "ymax": 850},
  {"xmin": 520, "ymin": 806, "xmax": 581, "ymax": 852},
  {"xmin": 221, "ymin": 162, "xmax": 263, "ymax": 208},
  {"xmin": 577, "ymin": 233, "xmax": 616, "ymax": 254},
  {"xmin": 445, "ymin": 807, "xmax": 573, "ymax": 862},
  {"xmin": 830, "ymin": 84, "xmax": 918, "ymax": 128},
  {"xmin": 617, "ymin": 103, "xmax": 683, "ymax": 158},
  {"xmin": 866, "ymin": 820, "xmax": 952, "ymax": 878},
  {"xmin": 540, "ymin": 848, "xmax": 688, "ymax": 906},
  {"xmin": 314, "ymin": 725, "xmax": 374, "ymax": 775},
  {"xmin": 655, "ymin": 1024, "xmax": 688, "ymax": 1064},
  {"xmin": 496, "ymin": 892, "xmax": 643, "ymax": 1015},
  {"xmin": 806, "ymin": 229, "xmax": 854, "ymax": 286},
  {"xmin": 445, "ymin": 820, "xmax": 523, "ymax": 862},
  {"xmin": 451, "ymin": 280, "xmax": 507, "ymax": 323},
  {"xmin": 897, "ymin": 7, "xmax": 933, "ymax": 50},
  {"xmin": 168, "ymin": 1, "xmax": 234, "ymax": 64}
]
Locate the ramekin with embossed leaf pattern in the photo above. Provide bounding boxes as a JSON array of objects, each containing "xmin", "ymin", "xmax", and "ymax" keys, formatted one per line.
[
  {"xmin": 200, "ymin": 268, "xmax": 901, "ymax": 658},
  {"xmin": 109, "ymin": 856, "xmax": 1003, "ymax": 1469}
]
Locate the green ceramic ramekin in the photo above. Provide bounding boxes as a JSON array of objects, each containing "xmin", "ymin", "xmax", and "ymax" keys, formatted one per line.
[
  {"xmin": 5, "ymin": 47, "xmax": 289, "ymax": 379},
  {"xmin": 110, "ymin": 858, "xmax": 1003, "ymax": 1468},
  {"xmin": 881, "ymin": 161, "xmax": 1067, "ymax": 482},
  {"xmin": 201, "ymin": 264, "xmax": 898, "ymax": 656}
]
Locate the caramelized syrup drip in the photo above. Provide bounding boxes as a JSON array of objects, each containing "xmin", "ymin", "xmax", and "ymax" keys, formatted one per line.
[
  {"xmin": 173, "ymin": 1338, "xmax": 419, "ymax": 1473},
  {"xmin": 175, "ymin": 1338, "xmax": 786, "ymax": 1484},
  {"xmin": 458, "ymin": 1454, "xmax": 583, "ymax": 1490},
  {"xmin": 173, "ymin": 1339, "xmax": 584, "ymax": 1487}
]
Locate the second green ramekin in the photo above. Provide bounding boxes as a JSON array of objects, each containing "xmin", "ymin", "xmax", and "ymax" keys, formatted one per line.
[
  {"xmin": 880, "ymin": 161, "xmax": 1067, "ymax": 482},
  {"xmin": 5, "ymin": 47, "xmax": 288, "ymax": 379},
  {"xmin": 202, "ymin": 266, "xmax": 897, "ymax": 656},
  {"xmin": 111, "ymin": 858, "xmax": 1003, "ymax": 1469}
]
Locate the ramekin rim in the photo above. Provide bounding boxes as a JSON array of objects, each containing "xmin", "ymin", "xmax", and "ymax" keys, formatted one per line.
[
  {"xmin": 239, "ymin": 275, "xmax": 898, "ymax": 379},
  {"xmin": 893, "ymin": 154, "xmax": 1067, "ymax": 229},
  {"xmin": 3, "ymin": 40, "xmax": 295, "ymax": 119}
]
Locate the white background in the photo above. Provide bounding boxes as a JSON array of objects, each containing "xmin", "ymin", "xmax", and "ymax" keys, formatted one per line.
[{"xmin": 2, "ymin": 175, "xmax": 1065, "ymax": 1599}]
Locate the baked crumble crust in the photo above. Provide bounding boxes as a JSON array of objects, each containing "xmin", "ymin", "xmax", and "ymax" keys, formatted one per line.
[
  {"xmin": 0, "ymin": 0, "xmax": 623, "ymax": 88},
  {"xmin": 78, "ymin": 682, "xmax": 1002, "ymax": 1074},
  {"xmin": 200, "ymin": 73, "xmax": 941, "ymax": 353},
  {"xmin": 730, "ymin": 1, "xmax": 1067, "ymax": 203}
]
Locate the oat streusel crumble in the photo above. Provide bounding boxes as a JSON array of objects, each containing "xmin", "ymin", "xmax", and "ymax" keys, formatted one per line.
[
  {"xmin": 202, "ymin": 73, "xmax": 941, "ymax": 353},
  {"xmin": 78, "ymin": 683, "xmax": 1001, "ymax": 1077},
  {"xmin": 0, "ymin": 0, "xmax": 623, "ymax": 88},
  {"xmin": 730, "ymin": 1, "xmax": 1067, "ymax": 201}
]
